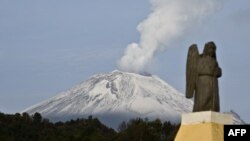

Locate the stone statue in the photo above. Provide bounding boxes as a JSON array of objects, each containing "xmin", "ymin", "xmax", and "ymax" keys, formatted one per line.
[{"xmin": 186, "ymin": 41, "xmax": 222, "ymax": 112}]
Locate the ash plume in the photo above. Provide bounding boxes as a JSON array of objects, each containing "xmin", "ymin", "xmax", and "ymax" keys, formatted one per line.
[{"xmin": 118, "ymin": 0, "xmax": 223, "ymax": 73}]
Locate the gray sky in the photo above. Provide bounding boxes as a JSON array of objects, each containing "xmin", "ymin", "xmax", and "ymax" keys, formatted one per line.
[{"xmin": 0, "ymin": 0, "xmax": 249, "ymax": 123}]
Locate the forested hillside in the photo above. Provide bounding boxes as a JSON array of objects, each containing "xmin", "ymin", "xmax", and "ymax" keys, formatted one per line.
[{"xmin": 0, "ymin": 112, "xmax": 179, "ymax": 141}]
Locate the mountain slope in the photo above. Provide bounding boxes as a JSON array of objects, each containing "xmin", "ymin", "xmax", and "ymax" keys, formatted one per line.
[
  {"xmin": 225, "ymin": 110, "xmax": 246, "ymax": 125},
  {"xmin": 23, "ymin": 70, "xmax": 193, "ymax": 128},
  {"xmin": 23, "ymin": 70, "xmax": 246, "ymax": 128}
]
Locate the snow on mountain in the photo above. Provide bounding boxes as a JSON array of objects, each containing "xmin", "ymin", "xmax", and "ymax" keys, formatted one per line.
[
  {"xmin": 224, "ymin": 110, "xmax": 246, "ymax": 125},
  {"xmin": 23, "ymin": 70, "xmax": 193, "ymax": 128},
  {"xmin": 23, "ymin": 70, "xmax": 246, "ymax": 128}
]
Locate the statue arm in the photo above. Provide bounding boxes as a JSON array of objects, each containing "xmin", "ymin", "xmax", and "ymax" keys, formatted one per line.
[
  {"xmin": 215, "ymin": 67, "xmax": 222, "ymax": 77},
  {"xmin": 215, "ymin": 61, "xmax": 222, "ymax": 77},
  {"xmin": 197, "ymin": 57, "xmax": 214, "ymax": 76},
  {"xmin": 197, "ymin": 57, "xmax": 221, "ymax": 77}
]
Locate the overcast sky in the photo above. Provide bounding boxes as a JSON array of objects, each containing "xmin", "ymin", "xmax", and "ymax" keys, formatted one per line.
[{"xmin": 0, "ymin": 0, "xmax": 249, "ymax": 123}]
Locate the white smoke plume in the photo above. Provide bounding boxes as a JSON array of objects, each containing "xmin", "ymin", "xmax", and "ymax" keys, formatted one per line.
[{"xmin": 118, "ymin": 0, "xmax": 223, "ymax": 73}]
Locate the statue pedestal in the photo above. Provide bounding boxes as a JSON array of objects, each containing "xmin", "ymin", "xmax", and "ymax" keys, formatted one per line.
[{"xmin": 175, "ymin": 111, "xmax": 233, "ymax": 141}]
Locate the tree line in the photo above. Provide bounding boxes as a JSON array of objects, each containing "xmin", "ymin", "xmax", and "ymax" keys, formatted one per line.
[{"xmin": 0, "ymin": 112, "xmax": 179, "ymax": 141}]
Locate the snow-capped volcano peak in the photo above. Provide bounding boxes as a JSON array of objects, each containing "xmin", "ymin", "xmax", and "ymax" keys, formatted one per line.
[{"xmin": 24, "ymin": 70, "xmax": 193, "ymax": 128}]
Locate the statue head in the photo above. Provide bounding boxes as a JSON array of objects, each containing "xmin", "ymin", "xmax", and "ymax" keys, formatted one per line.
[{"xmin": 203, "ymin": 41, "xmax": 217, "ymax": 58}]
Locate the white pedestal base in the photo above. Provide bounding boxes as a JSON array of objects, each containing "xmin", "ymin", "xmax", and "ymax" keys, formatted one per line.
[{"xmin": 175, "ymin": 111, "xmax": 233, "ymax": 141}]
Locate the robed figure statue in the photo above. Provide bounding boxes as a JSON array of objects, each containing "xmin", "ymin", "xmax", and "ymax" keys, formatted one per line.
[{"xmin": 186, "ymin": 41, "xmax": 222, "ymax": 112}]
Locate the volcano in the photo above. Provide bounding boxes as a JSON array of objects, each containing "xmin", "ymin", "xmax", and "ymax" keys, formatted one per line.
[
  {"xmin": 23, "ymin": 70, "xmax": 193, "ymax": 128},
  {"xmin": 23, "ymin": 70, "xmax": 245, "ymax": 128}
]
